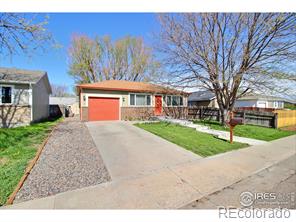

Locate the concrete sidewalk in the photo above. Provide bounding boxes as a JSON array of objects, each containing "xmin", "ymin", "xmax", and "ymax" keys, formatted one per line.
[
  {"xmin": 183, "ymin": 154, "xmax": 296, "ymax": 209},
  {"xmin": 6, "ymin": 135, "xmax": 296, "ymax": 209}
]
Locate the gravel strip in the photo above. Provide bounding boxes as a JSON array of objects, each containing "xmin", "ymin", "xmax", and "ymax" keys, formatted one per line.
[{"xmin": 15, "ymin": 117, "xmax": 110, "ymax": 203}]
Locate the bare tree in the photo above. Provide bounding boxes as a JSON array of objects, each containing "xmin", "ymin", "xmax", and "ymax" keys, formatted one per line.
[
  {"xmin": 51, "ymin": 84, "xmax": 73, "ymax": 97},
  {"xmin": 68, "ymin": 34, "xmax": 161, "ymax": 83},
  {"xmin": 157, "ymin": 13, "xmax": 296, "ymax": 124},
  {"xmin": 68, "ymin": 34, "xmax": 102, "ymax": 83},
  {"xmin": 0, "ymin": 13, "xmax": 53, "ymax": 58}
]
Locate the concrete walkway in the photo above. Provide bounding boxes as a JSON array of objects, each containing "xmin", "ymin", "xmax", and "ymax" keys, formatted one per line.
[
  {"xmin": 85, "ymin": 121, "xmax": 201, "ymax": 180},
  {"xmin": 158, "ymin": 117, "xmax": 267, "ymax": 145},
  {"xmin": 6, "ymin": 135, "xmax": 295, "ymax": 209}
]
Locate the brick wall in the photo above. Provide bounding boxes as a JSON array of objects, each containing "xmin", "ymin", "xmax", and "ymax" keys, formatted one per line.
[
  {"xmin": 81, "ymin": 107, "xmax": 88, "ymax": 121},
  {"xmin": 121, "ymin": 107, "xmax": 154, "ymax": 120},
  {"xmin": 0, "ymin": 105, "xmax": 31, "ymax": 128},
  {"xmin": 163, "ymin": 107, "xmax": 188, "ymax": 119}
]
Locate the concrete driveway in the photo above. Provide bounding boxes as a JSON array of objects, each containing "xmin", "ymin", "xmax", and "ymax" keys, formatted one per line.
[{"xmin": 85, "ymin": 121, "xmax": 201, "ymax": 180}]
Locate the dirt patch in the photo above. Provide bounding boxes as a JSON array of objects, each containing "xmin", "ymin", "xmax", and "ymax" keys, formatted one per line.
[
  {"xmin": 0, "ymin": 157, "xmax": 9, "ymax": 165},
  {"xmin": 281, "ymin": 125, "xmax": 296, "ymax": 132}
]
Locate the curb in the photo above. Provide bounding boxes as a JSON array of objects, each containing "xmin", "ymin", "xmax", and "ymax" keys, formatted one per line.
[{"xmin": 5, "ymin": 119, "xmax": 63, "ymax": 205}]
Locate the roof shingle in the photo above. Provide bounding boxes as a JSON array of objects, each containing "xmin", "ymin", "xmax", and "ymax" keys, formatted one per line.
[
  {"xmin": 0, "ymin": 67, "xmax": 46, "ymax": 84},
  {"xmin": 78, "ymin": 80, "xmax": 188, "ymax": 95},
  {"xmin": 188, "ymin": 90, "xmax": 215, "ymax": 102}
]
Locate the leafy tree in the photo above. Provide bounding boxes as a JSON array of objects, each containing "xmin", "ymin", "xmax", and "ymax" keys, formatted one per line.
[
  {"xmin": 68, "ymin": 34, "xmax": 160, "ymax": 83},
  {"xmin": 157, "ymin": 13, "xmax": 296, "ymax": 124}
]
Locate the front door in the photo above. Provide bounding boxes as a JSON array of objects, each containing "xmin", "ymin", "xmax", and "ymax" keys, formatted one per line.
[{"xmin": 154, "ymin": 95, "xmax": 162, "ymax": 115}]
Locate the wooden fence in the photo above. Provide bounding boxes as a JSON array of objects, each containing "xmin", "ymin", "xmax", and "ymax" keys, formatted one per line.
[
  {"xmin": 188, "ymin": 107, "xmax": 277, "ymax": 128},
  {"xmin": 188, "ymin": 107, "xmax": 220, "ymax": 121},
  {"xmin": 235, "ymin": 110, "xmax": 276, "ymax": 128},
  {"xmin": 273, "ymin": 110, "xmax": 296, "ymax": 128},
  {"xmin": 187, "ymin": 106, "xmax": 296, "ymax": 128}
]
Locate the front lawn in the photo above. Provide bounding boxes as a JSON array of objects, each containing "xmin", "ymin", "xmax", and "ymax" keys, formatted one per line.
[
  {"xmin": 135, "ymin": 122, "xmax": 248, "ymax": 157},
  {"xmin": 0, "ymin": 119, "xmax": 61, "ymax": 206},
  {"xmin": 193, "ymin": 120, "xmax": 296, "ymax": 141}
]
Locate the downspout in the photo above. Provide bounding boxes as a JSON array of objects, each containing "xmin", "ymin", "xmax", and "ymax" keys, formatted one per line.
[
  {"xmin": 29, "ymin": 83, "xmax": 33, "ymax": 122},
  {"xmin": 79, "ymin": 87, "xmax": 82, "ymax": 121}
]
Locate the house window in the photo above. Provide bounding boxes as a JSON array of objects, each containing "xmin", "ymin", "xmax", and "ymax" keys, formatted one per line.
[
  {"xmin": 180, "ymin": 96, "xmax": 183, "ymax": 106},
  {"xmin": 129, "ymin": 93, "xmax": 151, "ymax": 106},
  {"xmin": 130, "ymin": 94, "xmax": 135, "ymax": 105},
  {"xmin": 274, "ymin": 101, "xmax": 279, "ymax": 108},
  {"xmin": 136, "ymin": 95, "xmax": 146, "ymax": 105},
  {"xmin": 166, "ymin": 95, "xmax": 184, "ymax": 106},
  {"xmin": 1, "ymin": 86, "xmax": 12, "ymax": 104},
  {"xmin": 146, "ymin": 95, "xmax": 151, "ymax": 106},
  {"xmin": 166, "ymin": 95, "xmax": 172, "ymax": 106},
  {"xmin": 172, "ymin": 96, "xmax": 179, "ymax": 106}
]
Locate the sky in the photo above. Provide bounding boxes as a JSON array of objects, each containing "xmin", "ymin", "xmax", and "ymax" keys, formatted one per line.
[{"xmin": 0, "ymin": 13, "xmax": 158, "ymax": 93}]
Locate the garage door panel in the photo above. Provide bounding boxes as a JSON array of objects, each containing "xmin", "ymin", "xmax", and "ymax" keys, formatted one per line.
[{"xmin": 88, "ymin": 97, "xmax": 119, "ymax": 121}]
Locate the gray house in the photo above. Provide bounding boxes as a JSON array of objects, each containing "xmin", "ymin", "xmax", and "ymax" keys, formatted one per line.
[
  {"xmin": 0, "ymin": 67, "xmax": 52, "ymax": 128},
  {"xmin": 188, "ymin": 90, "xmax": 218, "ymax": 107}
]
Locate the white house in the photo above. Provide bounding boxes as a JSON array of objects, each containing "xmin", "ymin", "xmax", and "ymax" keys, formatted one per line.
[
  {"xmin": 188, "ymin": 90, "xmax": 287, "ymax": 109},
  {"xmin": 234, "ymin": 94, "xmax": 285, "ymax": 109}
]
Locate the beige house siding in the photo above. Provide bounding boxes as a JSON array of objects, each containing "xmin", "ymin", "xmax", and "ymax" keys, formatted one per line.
[
  {"xmin": 0, "ymin": 83, "xmax": 30, "ymax": 105},
  {"xmin": 0, "ymin": 83, "xmax": 31, "ymax": 127},
  {"xmin": 32, "ymin": 76, "xmax": 50, "ymax": 122},
  {"xmin": 81, "ymin": 89, "xmax": 128, "ymax": 107}
]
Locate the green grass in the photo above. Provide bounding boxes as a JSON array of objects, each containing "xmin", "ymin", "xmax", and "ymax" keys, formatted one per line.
[
  {"xmin": 193, "ymin": 120, "xmax": 296, "ymax": 141},
  {"xmin": 0, "ymin": 118, "xmax": 61, "ymax": 206},
  {"xmin": 135, "ymin": 122, "xmax": 248, "ymax": 157}
]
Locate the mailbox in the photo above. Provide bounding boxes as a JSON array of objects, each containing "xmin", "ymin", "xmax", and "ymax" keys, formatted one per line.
[
  {"xmin": 228, "ymin": 116, "xmax": 243, "ymax": 144},
  {"xmin": 228, "ymin": 118, "xmax": 243, "ymax": 127}
]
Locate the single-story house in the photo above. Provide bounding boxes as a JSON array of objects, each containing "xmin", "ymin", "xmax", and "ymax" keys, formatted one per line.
[
  {"xmin": 77, "ymin": 80, "xmax": 189, "ymax": 121},
  {"xmin": 49, "ymin": 96, "xmax": 79, "ymax": 117},
  {"xmin": 0, "ymin": 67, "xmax": 52, "ymax": 128},
  {"xmin": 234, "ymin": 94, "xmax": 285, "ymax": 109},
  {"xmin": 188, "ymin": 90, "xmax": 286, "ymax": 109},
  {"xmin": 188, "ymin": 90, "xmax": 217, "ymax": 108}
]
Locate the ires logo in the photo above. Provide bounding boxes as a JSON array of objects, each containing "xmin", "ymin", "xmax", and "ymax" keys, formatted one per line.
[{"xmin": 239, "ymin": 191, "xmax": 293, "ymax": 207}]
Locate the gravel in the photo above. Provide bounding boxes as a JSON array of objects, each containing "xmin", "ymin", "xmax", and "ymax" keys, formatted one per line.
[{"xmin": 15, "ymin": 117, "xmax": 110, "ymax": 203}]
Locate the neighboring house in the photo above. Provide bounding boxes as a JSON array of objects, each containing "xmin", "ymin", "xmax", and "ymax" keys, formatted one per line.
[
  {"xmin": 0, "ymin": 67, "xmax": 52, "ymax": 128},
  {"xmin": 49, "ymin": 96, "xmax": 79, "ymax": 116},
  {"xmin": 188, "ymin": 90, "xmax": 218, "ymax": 108},
  {"xmin": 77, "ymin": 80, "xmax": 189, "ymax": 121},
  {"xmin": 188, "ymin": 90, "xmax": 286, "ymax": 109},
  {"xmin": 234, "ymin": 95, "xmax": 285, "ymax": 109}
]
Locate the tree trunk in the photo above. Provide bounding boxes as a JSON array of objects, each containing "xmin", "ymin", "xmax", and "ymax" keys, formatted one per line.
[{"xmin": 218, "ymin": 106, "xmax": 232, "ymax": 126}]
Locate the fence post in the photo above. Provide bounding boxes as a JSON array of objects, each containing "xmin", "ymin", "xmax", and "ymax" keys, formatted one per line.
[
  {"xmin": 274, "ymin": 113, "xmax": 278, "ymax": 128},
  {"xmin": 243, "ymin": 110, "xmax": 246, "ymax": 124}
]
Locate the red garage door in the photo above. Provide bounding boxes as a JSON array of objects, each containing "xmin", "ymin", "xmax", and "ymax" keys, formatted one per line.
[{"xmin": 88, "ymin": 97, "xmax": 119, "ymax": 121}]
